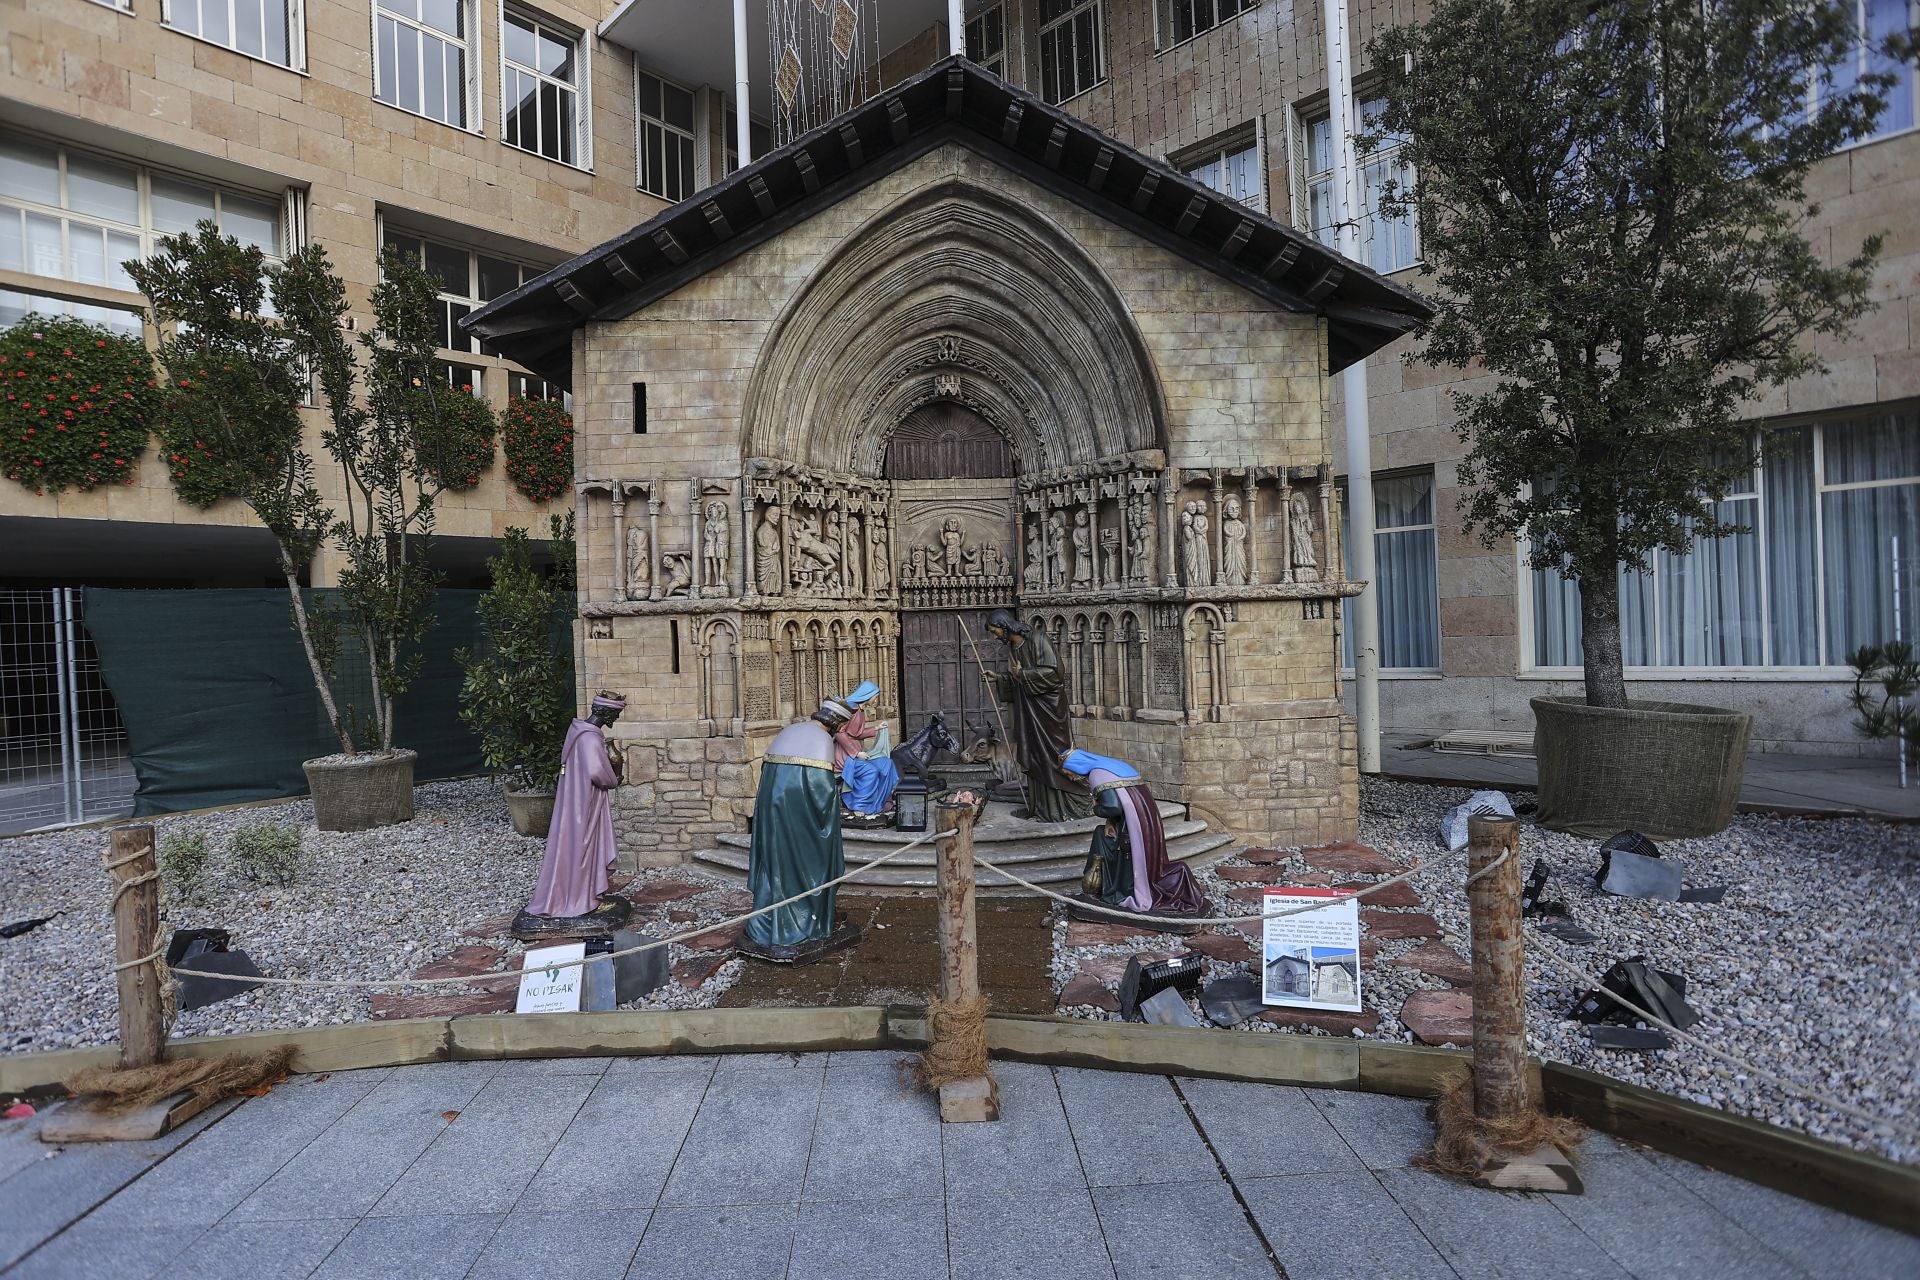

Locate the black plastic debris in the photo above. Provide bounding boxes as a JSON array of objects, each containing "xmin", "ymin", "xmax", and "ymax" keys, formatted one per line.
[
  {"xmin": 1572, "ymin": 956, "xmax": 1701, "ymax": 1032},
  {"xmin": 169, "ymin": 929, "xmax": 265, "ymax": 1012},
  {"xmin": 1139, "ymin": 986, "xmax": 1204, "ymax": 1028},
  {"xmin": 1537, "ymin": 917, "xmax": 1601, "ymax": 946},
  {"xmin": 0, "ymin": 912, "xmax": 62, "ymax": 939},
  {"xmin": 1199, "ymin": 975, "xmax": 1265, "ymax": 1027},
  {"xmin": 1520, "ymin": 860, "xmax": 1560, "ymax": 917},
  {"xmin": 1587, "ymin": 1025, "xmax": 1673, "ymax": 1051},
  {"xmin": 166, "ymin": 928, "xmax": 230, "ymax": 965},
  {"xmin": 611, "ymin": 929, "xmax": 668, "ymax": 1005},
  {"xmin": 1596, "ymin": 849, "xmax": 1684, "ymax": 901},
  {"xmin": 1677, "ymin": 885, "xmax": 1729, "ymax": 904},
  {"xmin": 1599, "ymin": 830, "xmax": 1661, "ymax": 860},
  {"xmin": 1118, "ymin": 953, "xmax": 1205, "ymax": 1021}
]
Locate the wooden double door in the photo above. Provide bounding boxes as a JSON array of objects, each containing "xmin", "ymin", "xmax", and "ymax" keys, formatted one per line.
[{"xmin": 898, "ymin": 610, "xmax": 1007, "ymax": 750}]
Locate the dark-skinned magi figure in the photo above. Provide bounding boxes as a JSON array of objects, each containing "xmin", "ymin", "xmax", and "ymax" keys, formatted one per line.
[{"xmin": 979, "ymin": 609, "xmax": 1093, "ymax": 823}]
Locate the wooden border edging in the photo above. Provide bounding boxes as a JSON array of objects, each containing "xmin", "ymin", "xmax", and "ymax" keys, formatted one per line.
[{"xmin": 2, "ymin": 1010, "xmax": 1912, "ymax": 1235}]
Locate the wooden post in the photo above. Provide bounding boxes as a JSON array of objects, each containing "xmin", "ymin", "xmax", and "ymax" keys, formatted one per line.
[
  {"xmin": 108, "ymin": 824, "xmax": 165, "ymax": 1070},
  {"xmin": 933, "ymin": 797, "xmax": 999, "ymax": 1123}
]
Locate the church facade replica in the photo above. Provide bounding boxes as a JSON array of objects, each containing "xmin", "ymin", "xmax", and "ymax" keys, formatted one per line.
[{"xmin": 468, "ymin": 59, "xmax": 1430, "ymax": 867}]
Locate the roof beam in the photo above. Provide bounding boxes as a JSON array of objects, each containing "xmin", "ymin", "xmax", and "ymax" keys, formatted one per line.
[
  {"xmin": 605, "ymin": 252, "xmax": 642, "ymax": 289},
  {"xmin": 702, "ymin": 201, "xmax": 734, "ymax": 240},
  {"xmin": 1130, "ymin": 170, "xmax": 1160, "ymax": 215},
  {"xmin": 1222, "ymin": 219, "xmax": 1255, "ymax": 259},
  {"xmin": 1303, "ymin": 263, "xmax": 1345, "ymax": 303},
  {"xmin": 553, "ymin": 278, "xmax": 595, "ymax": 314},
  {"xmin": 748, "ymin": 175, "xmax": 776, "ymax": 218},
  {"xmin": 838, "ymin": 123, "xmax": 864, "ymax": 168},
  {"xmin": 795, "ymin": 148, "xmax": 820, "ymax": 193},
  {"xmin": 1175, "ymin": 194, "xmax": 1206, "ymax": 237},
  {"xmin": 1263, "ymin": 242, "xmax": 1301, "ymax": 281},
  {"xmin": 1043, "ymin": 123, "xmax": 1067, "ymax": 170},
  {"xmin": 1088, "ymin": 147, "xmax": 1114, "ymax": 193},
  {"xmin": 945, "ymin": 65, "xmax": 964, "ymax": 118},
  {"xmin": 652, "ymin": 228, "xmax": 689, "ymax": 265}
]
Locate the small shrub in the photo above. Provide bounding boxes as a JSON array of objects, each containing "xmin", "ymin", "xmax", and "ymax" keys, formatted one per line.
[
  {"xmin": 0, "ymin": 315, "xmax": 160, "ymax": 495},
  {"xmin": 229, "ymin": 821, "xmax": 305, "ymax": 886},
  {"xmin": 157, "ymin": 831, "xmax": 213, "ymax": 903},
  {"xmin": 501, "ymin": 395, "xmax": 572, "ymax": 503},
  {"xmin": 416, "ymin": 382, "xmax": 496, "ymax": 492}
]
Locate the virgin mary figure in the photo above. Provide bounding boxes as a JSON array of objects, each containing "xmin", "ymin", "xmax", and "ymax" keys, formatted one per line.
[
  {"xmin": 835, "ymin": 681, "xmax": 900, "ymax": 817},
  {"xmin": 1061, "ymin": 749, "xmax": 1205, "ymax": 916},
  {"xmin": 746, "ymin": 698, "xmax": 853, "ymax": 950}
]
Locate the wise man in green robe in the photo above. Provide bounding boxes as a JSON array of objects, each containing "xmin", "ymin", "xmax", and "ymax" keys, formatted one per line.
[
  {"xmin": 980, "ymin": 609, "xmax": 1093, "ymax": 823},
  {"xmin": 745, "ymin": 697, "xmax": 852, "ymax": 949}
]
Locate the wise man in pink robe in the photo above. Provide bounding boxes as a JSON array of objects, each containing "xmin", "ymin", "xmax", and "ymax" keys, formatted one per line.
[{"xmin": 527, "ymin": 692, "xmax": 626, "ymax": 919}]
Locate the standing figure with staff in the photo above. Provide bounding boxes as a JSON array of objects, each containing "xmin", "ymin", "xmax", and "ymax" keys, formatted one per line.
[{"xmin": 975, "ymin": 609, "xmax": 1093, "ymax": 823}]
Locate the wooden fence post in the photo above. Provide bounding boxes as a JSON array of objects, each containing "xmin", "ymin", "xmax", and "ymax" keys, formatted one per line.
[
  {"xmin": 1466, "ymin": 813, "xmax": 1530, "ymax": 1120},
  {"xmin": 932, "ymin": 797, "xmax": 999, "ymax": 1122},
  {"xmin": 108, "ymin": 824, "xmax": 165, "ymax": 1070}
]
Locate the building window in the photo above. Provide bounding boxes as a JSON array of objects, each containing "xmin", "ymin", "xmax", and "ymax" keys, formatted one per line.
[
  {"xmin": 1180, "ymin": 128, "xmax": 1264, "ymax": 212},
  {"xmin": 724, "ymin": 109, "xmax": 775, "ymax": 174},
  {"xmin": 381, "ymin": 227, "xmax": 541, "ymax": 374},
  {"xmin": 1528, "ymin": 410, "xmax": 1920, "ymax": 671},
  {"xmin": 164, "ymin": 0, "xmax": 297, "ymax": 68},
  {"xmin": 1299, "ymin": 97, "xmax": 1417, "ymax": 274},
  {"xmin": 373, "ymin": 0, "xmax": 475, "ymax": 130},
  {"xmin": 1159, "ymin": 0, "xmax": 1249, "ymax": 49},
  {"xmin": 636, "ymin": 70, "xmax": 696, "ymax": 200},
  {"xmin": 0, "ymin": 133, "xmax": 285, "ymax": 336},
  {"xmin": 508, "ymin": 370, "xmax": 569, "ymax": 407},
  {"xmin": 502, "ymin": 9, "xmax": 585, "ymax": 166},
  {"xmin": 1818, "ymin": 0, "xmax": 1916, "ymax": 143},
  {"xmin": 1039, "ymin": 0, "xmax": 1104, "ymax": 104},
  {"xmin": 966, "ymin": 4, "xmax": 1006, "ymax": 77},
  {"xmin": 1339, "ymin": 471, "xmax": 1441, "ymax": 670}
]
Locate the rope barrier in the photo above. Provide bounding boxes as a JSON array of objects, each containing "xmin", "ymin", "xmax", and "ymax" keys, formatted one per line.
[{"xmin": 168, "ymin": 827, "xmax": 959, "ymax": 991}]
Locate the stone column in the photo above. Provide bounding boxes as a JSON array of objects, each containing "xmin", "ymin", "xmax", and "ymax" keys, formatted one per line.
[
  {"xmin": 1209, "ymin": 471, "xmax": 1224, "ymax": 587},
  {"xmin": 1277, "ymin": 472, "xmax": 1293, "ymax": 585},
  {"xmin": 646, "ymin": 493, "xmax": 663, "ymax": 601},
  {"xmin": 1159, "ymin": 474, "xmax": 1178, "ymax": 589},
  {"xmin": 609, "ymin": 487, "xmax": 628, "ymax": 603},
  {"xmin": 1082, "ymin": 488, "xmax": 1100, "ymax": 589},
  {"xmin": 1244, "ymin": 471, "xmax": 1261, "ymax": 586},
  {"xmin": 741, "ymin": 484, "xmax": 757, "ymax": 601}
]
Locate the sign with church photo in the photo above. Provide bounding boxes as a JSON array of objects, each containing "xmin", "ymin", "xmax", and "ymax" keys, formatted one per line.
[{"xmin": 1260, "ymin": 889, "xmax": 1363, "ymax": 1013}]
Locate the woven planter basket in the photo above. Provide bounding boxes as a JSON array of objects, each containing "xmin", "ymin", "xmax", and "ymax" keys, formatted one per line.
[
  {"xmin": 1532, "ymin": 696, "xmax": 1751, "ymax": 839},
  {"xmin": 505, "ymin": 786, "xmax": 556, "ymax": 838},
  {"xmin": 302, "ymin": 749, "xmax": 417, "ymax": 833}
]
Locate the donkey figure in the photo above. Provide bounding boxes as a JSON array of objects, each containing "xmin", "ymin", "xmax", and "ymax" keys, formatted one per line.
[{"xmin": 890, "ymin": 712, "xmax": 961, "ymax": 791}]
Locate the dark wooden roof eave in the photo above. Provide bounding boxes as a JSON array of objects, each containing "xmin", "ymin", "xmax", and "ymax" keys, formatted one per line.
[{"xmin": 464, "ymin": 57, "xmax": 1432, "ymax": 386}]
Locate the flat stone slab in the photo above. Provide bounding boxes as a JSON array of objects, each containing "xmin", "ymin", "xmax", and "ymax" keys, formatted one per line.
[
  {"xmin": 460, "ymin": 911, "xmax": 518, "ymax": 939},
  {"xmin": 1259, "ymin": 1007, "xmax": 1382, "ymax": 1036},
  {"xmin": 1301, "ymin": 841, "xmax": 1398, "ymax": 874},
  {"xmin": 1237, "ymin": 847, "xmax": 1293, "ymax": 864},
  {"xmin": 628, "ymin": 879, "xmax": 708, "ymax": 906},
  {"xmin": 1057, "ymin": 975, "xmax": 1121, "ymax": 1013},
  {"xmin": 1214, "ymin": 865, "xmax": 1289, "ymax": 883},
  {"xmin": 1065, "ymin": 920, "xmax": 1161, "ymax": 946},
  {"xmin": 1392, "ymin": 941, "xmax": 1473, "ymax": 986},
  {"xmin": 1401, "ymin": 989, "xmax": 1474, "ymax": 1046},
  {"xmin": 682, "ymin": 921, "xmax": 744, "ymax": 951},
  {"xmin": 1362, "ymin": 910, "xmax": 1441, "ymax": 940},
  {"xmin": 1337, "ymin": 879, "xmax": 1422, "ymax": 908},
  {"xmin": 671, "ymin": 955, "xmax": 728, "ymax": 988},
  {"xmin": 1186, "ymin": 932, "xmax": 1255, "ymax": 965},
  {"xmin": 411, "ymin": 945, "xmax": 504, "ymax": 980}
]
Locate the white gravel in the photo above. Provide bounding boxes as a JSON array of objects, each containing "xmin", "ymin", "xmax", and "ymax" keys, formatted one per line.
[
  {"xmin": 0, "ymin": 777, "xmax": 746, "ymax": 1052},
  {"xmin": 1049, "ymin": 777, "xmax": 1920, "ymax": 1165}
]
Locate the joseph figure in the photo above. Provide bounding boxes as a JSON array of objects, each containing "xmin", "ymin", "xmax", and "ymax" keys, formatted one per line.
[
  {"xmin": 527, "ymin": 692, "xmax": 626, "ymax": 919},
  {"xmin": 980, "ymin": 609, "xmax": 1093, "ymax": 822},
  {"xmin": 745, "ymin": 698, "xmax": 852, "ymax": 949}
]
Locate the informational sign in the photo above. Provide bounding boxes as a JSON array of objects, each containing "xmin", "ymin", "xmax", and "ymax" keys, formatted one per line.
[
  {"xmin": 1260, "ymin": 888, "xmax": 1363, "ymax": 1013},
  {"xmin": 516, "ymin": 942, "xmax": 587, "ymax": 1014}
]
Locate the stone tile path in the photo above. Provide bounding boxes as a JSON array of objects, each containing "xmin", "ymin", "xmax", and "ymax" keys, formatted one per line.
[{"xmin": 4, "ymin": 1055, "xmax": 1915, "ymax": 1279}]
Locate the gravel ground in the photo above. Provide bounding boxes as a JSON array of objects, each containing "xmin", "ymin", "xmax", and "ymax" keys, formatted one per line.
[
  {"xmin": 0, "ymin": 778, "xmax": 746, "ymax": 1052},
  {"xmin": 1049, "ymin": 777, "xmax": 1920, "ymax": 1165}
]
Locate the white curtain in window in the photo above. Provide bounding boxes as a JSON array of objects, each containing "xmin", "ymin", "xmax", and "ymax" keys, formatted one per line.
[
  {"xmin": 1821, "ymin": 414, "xmax": 1920, "ymax": 660},
  {"xmin": 1763, "ymin": 427, "xmax": 1820, "ymax": 664},
  {"xmin": 1341, "ymin": 473, "xmax": 1440, "ymax": 669}
]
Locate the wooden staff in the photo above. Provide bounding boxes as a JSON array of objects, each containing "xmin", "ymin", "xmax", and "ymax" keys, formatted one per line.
[{"xmin": 957, "ymin": 615, "xmax": 1029, "ymax": 810}]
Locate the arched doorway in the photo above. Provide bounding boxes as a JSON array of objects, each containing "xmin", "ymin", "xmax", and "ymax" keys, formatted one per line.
[{"xmin": 886, "ymin": 401, "xmax": 1016, "ymax": 747}]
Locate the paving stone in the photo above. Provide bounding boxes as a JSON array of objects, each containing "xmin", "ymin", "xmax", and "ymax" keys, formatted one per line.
[
  {"xmin": 1390, "ymin": 941, "xmax": 1474, "ymax": 987},
  {"xmin": 411, "ymin": 943, "xmax": 505, "ymax": 979},
  {"xmin": 628, "ymin": 879, "xmax": 708, "ymax": 905},
  {"xmin": 707, "ymin": 889, "xmax": 755, "ymax": 912},
  {"xmin": 671, "ymin": 954, "xmax": 726, "ymax": 987},
  {"xmin": 603, "ymin": 1054, "xmax": 719, "ymax": 1077},
  {"xmin": 1550, "ymin": 1149, "xmax": 1806, "ymax": 1279},
  {"xmin": 625, "ymin": 1203, "xmax": 798, "ymax": 1279},
  {"xmin": 1214, "ymin": 865, "xmax": 1289, "ymax": 883},
  {"xmin": 1335, "ymin": 879, "xmax": 1422, "ymax": 908},
  {"xmin": 1304, "ymin": 1089, "xmax": 1435, "ymax": 1170},
  {"xmin": 169, "ymin": 1218, "xmax": 356, "ymax": 1280},
  {"xmin": 1378, "ymin": 1165, "xmax": 1633, "ymax": 1279},
  {"xmin": 311, "ymin": 1212, "xmax": 503, "ymax": 1280},
  {"xmin": 461, "ymin": 911, "xmax": 519, "ymax": 938},
  {"xmin": 1186, "ymin": 932, "xmax": 1256, "ymax": 964},
  {"xmin": 468, "ymin": 1209, "xmax": 649, "ymax": 1280},
  {"xmin": 1091, "ymin": 1178, "xmax": 1277, "ymax": 1279},
  {"xmin": 657, "ymin": 1063, "xmax": 822, "ymax": 1206},
  {"xmin": 1301, "ymin": 841, "xmax": 1398, "ymax": 874},
  {"xmin": 1058, "ymin": 974, "xmax": 1121, "ymax": 1012},
  {"xmin": 1399, "ymin": 989, "xmax": 1474, "ymax": 1046},
  {"xmin": 488, "ymin": 1055, "xmax": 613, "ymax": 1076},
  {"xmin": 1257, "ymin": 1007, "xmax": 1382, "ymax": 1037},
  {"xmin": 1179, "ymin": 1077, "xmax": 1362, "ymax": 1177},
  {"xmin": 681, "ymin": 921, "xmax": 744, "ymax": 950},
  {"xmin": 804, "ymin": 1054, "xmax": 942, "ymax": 1202},
  {"xmin": 1361, "ymin": 910, "xmax": 1441, "ymax": 940},
  {"xmin": 1242, "ymin": 1171, "xmax": 1456, "ymax": 1280},
  {"xmin": 946, "ymin": 1187, "xmax": 1117, "ymax": 1280},
  {"xmin": 942, "ymin": 1062, "xmax": 1088, "ymax": 1196},
  {"xmin": 0, "ymin": 1099, "xmax": 238, "ymax": 1241},
  {"xmin": 1237, "ymin": 847, "xmax": 1293, "ymax": 864},
  {"xmin": 518, "ymin": 1069, "xmax": 707, "ymax": 1211},
  {"xmin": 714, "ymin": 1051, "xmax": 829, "ymax": 1070},
  {"xmin": 369, "ymin": 1072, "xmax": 595, "ymax": 1216},
  {"xmin": 788, "ymin": 1196, "xmax": 948, "ymax": 1280},
  {"xmin": 1065, "ymin": 920, "xmax": 1160, "ymax": 945},
  {"xmin": 2, "ymin": 1222, "xmax": 204, "ymax": 1280},
  {"xmin": 1056, "ymin": 1067, "xmax": 1219, "ymax": 1187}
]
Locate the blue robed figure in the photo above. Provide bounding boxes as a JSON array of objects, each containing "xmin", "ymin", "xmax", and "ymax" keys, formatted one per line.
[{"xmin": 834, "ymin": 681, "xmax": 901, "ymax": 816}]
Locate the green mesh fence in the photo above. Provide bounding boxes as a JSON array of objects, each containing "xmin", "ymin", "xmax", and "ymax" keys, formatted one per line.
[{"xmin": 83, "ymin": 587, "xmax": 494, "ymax": 816}]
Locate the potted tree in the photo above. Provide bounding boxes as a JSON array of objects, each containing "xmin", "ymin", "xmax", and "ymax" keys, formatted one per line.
[
  {"xmin": 1369, "ymin": 0, "xmax": 1893, "ymax": 836},
  {"xmin": 459, "ymin": 517, "xmax": 577, "ymax": 836}
]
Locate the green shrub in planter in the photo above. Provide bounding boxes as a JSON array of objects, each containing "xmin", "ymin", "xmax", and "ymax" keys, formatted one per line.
[
  {"xmin": 229, "ymin": 821, "xmax": 305, "ymax": 887},
  {"xmin": 458, "ymin": 517, "xmax": 576, "ymax": 794},
  {"xmin": 158, "ymin": 830, "xmax": 213, "ymax": 903}
]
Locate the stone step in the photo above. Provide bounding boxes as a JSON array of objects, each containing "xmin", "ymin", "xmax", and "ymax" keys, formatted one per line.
[
  {"xmin": 713, "ymin": 817, "xmax": 1216, "ymax": 866},
  {"xmin": 773, "ymin": 798, "xmax": 1189, "ymax": 846},
  {"xmin": 689, "ymin": 829, "xmax": 1238, "ymax": 892}
]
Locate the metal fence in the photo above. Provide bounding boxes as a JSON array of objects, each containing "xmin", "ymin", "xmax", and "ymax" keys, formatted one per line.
[{"xmin": 0, "ymin": 588, "xmax": 135, "ymax": 836}]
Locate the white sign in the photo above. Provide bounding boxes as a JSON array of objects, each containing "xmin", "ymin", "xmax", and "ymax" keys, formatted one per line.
[
  {"xmin": 516, "ymin": 942, "xmax": 586, "ymax": 1014},
  {"xmin": 1260, "ymin": 888, "xmax": 1363, "ymax": 1013}
]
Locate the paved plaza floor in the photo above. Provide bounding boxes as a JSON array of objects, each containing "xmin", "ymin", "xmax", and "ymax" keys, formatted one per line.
[{"xmin": 2, "ymin": 1053, "xmax": 1915, "ymax": 1279}]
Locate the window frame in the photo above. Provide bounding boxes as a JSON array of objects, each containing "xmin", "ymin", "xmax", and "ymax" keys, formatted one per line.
[
  {"xmin": 633, "ymin": 65, "xmax": 698, "ymax": 201},
  {"xmin": 1812, "ymin": 0, "xmax": 1920, "ymax": 153},
  {"xmin": 369, "ymin": 0, "xmax": 483, "ymax": 135},
  {"xmin": 966, "ymin": 3, "xmax": 1008, "ymax": 78},
  {"xmin": 1038, "ymin": 0, "xmax": 1106, "ymax": 106},
  {"xmin": 1153, "ymin": 0, "xmax": 1253, "ymax": 56},
  {"xmin": 498, "ymin": 5, "xmax": 591, "ymax": 170},
  {"xmin": 1174, "ymin": 124, "xmax": 1266, "ymax": 213},
  {"xmin": 160, "ymin": 0, "xmax": 308, "ymax": 72},
  {"xmin": 1294, "ymin": 93, "xmax": 1420, "ymax": 275}
]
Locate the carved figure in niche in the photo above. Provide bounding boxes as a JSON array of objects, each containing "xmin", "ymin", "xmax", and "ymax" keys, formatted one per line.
[
  {"xmin": 1221, "ymin": 495, "xmax": 1249, "ymax": 587},
  {"xmin": 1289, "ymin": 490, "xmax": 1319, "ymax": 581},
  {"xmin": 870, "ymin": 520, "xmax": 891, "ymax": 594},
  {"xmin": 938, "ymin": 517, "xmax": 965, "ymax": 577},
  {"xmin": 1128, "ymin": 501, "xmax": 1154, "ymax": 583},
  {"xmin": 1181, "ymin": 501, "xmax": 1212, "ymax": 587},
  {"xmin": 962, "ymin": 543, "xmax": 984, "ymax": 576},
  {"xmin": 790, "ymin": 514, "xmax": 841, "ymax": 591},
  {"xmin": 1070, "ymin": 511, "xmax": 1094, "ymax": 587},
  {"xmin": 701, "ymin": 500, "xmax": 731, "ymax": 591},
  {"xmin": 755, "ymin": 507, "xmax": 785, "ymax": 595},
  {"xmin": 661, "ymin": 552, "xmax": 694, "ymax": 599},
  {"xmin": 908, "ymin": 546, "xmax": 930, "ymax": 579},
  {"xmin": 1025, "ymin": 522, "xmax": 1045, "ymax": 583},
  {"xmin": 625, "ymin": 526, "xmax": 651, "ymax": 600},
  {"xmin": 844, "ymin": 514, "xmax": 864, "ymax": 596},
  {"xmin": 981, "ymin": 545, "xmax": 1005, "ymax": 578},
  {"xmin": 824, "ymin": 512, "xmax": 846, "ymax": 593},
  {"xmin": 1099, "ymin": 526, "xmax": 1120, "ymax": 585},
  {"xmin": 1046, "ymin": 512, "xmax": 1068, "ymax": 588}
]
